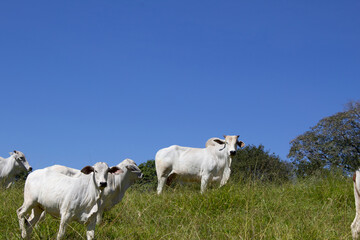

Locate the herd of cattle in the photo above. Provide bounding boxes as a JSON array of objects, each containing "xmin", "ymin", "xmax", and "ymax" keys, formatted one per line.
[{"xmin": 1, "ymin": 135, "xmax": 359, "ymax": 239}]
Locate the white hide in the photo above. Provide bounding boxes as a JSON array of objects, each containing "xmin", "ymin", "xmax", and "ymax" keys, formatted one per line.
[
  {"xmin": 352, "ymin": 171, "xmax": 360, "ymax": 239},
  {"xmin": 17, "ymin": 162, "xmax": 121, "ymax": 240},
  {"xmin": 155, "ymin": 135, "xmax": 245, "ymax": 194},
  {"xmin": 45, "ymin": 159, "xmax": 143, "ymax": 224},
  {"xmin": 0, "ymin": 150, "xmax": 32, "ymax": 188}
]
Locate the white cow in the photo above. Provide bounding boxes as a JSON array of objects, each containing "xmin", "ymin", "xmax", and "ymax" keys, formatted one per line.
[
  {"xmin": 352, "ymin": 171, "xmax": 360, "ymax": 239},
  {"xmin": 45, "ymin": 159, "xmax": 143, "ymax": 224},
  {"xmin": 0, "ymin": 150, "xmax": 32, "ymax": 188},
  {"xmin": 155, "ymin": 135, "xmax": 245, "ymax": 194},
  {"xmin": 17, "ymin": 162, "xmax": 122, "ymax": 240}
]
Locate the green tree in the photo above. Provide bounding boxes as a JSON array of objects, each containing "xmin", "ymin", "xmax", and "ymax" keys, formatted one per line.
[
  {"xmin": 137, "ymin": 160, "xmax": 157, "ymax": 187},
  {"xmin": 288, "ymin": 101, "xmax": 360, "ymax": 177},
  {"xmin": 231, "ymin": 144, "xmax": 293, "ymax": 182}
]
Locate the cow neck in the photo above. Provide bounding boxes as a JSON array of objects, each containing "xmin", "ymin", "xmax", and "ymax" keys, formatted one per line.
[
  {"xmin": 76, "ymin": 172, "xmax": 103, "ymax": 224},
  {"xmin": 119, "ymin": 170, "xmax": 134, "ymax": 192},
  {"xmin": 109, "ymin": 168, "xmax": 132, "ymax": 205},
  {"xmin": 113, "ymin": 169, "xmax": 128, "ymax": 191},
  {"xmin": 214, "ymin": 145, "xmax": 228, "ymax": 160},
  {"xmin": 81, "ymin": 172, "xmax": 102, "ymax": 205},
  {"xmin": 218, "ymin": 143, "xmax": 227, "ymax": 152}
]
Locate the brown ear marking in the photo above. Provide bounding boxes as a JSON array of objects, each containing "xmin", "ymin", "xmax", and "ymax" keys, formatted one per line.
[
  {"xmin": 237, "ymin": 141, "xmax": 245, "ymax": 148},
  {"xmin": 81, "ymin": 166, "xmax": 94, "ymax": 175},
  {"xmin": 109, "ymin": 166, "xmax": 123, "ymax": 174},
  {"xmin": 354, "ymin": 172, "xmax": 357, "ymax": 182}
]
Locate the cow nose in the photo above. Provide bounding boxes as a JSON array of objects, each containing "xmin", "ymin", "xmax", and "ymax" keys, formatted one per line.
[
  {"xmin": 230, "ymin": 151, "xmax": 236, "ymax": 156},
  {"xmin": 28, "ymin": 167, "xmax": 33, "ymax": 172},
  {"xmin": 100, "ymin": 182, "xmax": 107, "ymax": 188}
]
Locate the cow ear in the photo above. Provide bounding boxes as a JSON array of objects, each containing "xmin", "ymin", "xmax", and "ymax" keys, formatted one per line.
[
  {"xmin": 237, "ymin": 141, "xmax": 245, "ymax": 148},
  {"xmin": 223, "ymin": 135, "xmax": 227, "ymax": 139},
  {"xmin": 214, "ymin": 139, "xmax": 226, "ymax": 145},
  {"xmin": 14, "ymin": 150, "xmax": 18, "ymax": 154},
  {"xmin": 126, "ymin": 165, "xmax": 140, "ymax": 172},
  {"xmin": 81, "ymin": 166, "xmax": 94, "ymax": 174},
  {"xmin": 109, "ymin": 166, "xmax": 123, "ymax": 175}
]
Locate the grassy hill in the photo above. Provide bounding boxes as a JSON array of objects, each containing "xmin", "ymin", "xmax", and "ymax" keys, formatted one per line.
[{"xmin": 0, "ymin": 175, "xmax": 354, "ymax": 239}]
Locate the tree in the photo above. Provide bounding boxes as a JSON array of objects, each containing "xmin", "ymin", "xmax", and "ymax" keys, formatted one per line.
[
  {"xmin": 288, "ymin": 101, "xmax": 360, "ymax": 177},
  {"xmin": 137, "ymin": 160, "xmax": 157, "ymax": 188},
  {"xmin": 231, "ymin": 145, "xmax": 293, "ymax": 182}
]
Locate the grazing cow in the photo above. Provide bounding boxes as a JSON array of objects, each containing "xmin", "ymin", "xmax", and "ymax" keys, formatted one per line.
[
  {"xmin": 45, "ymin": 159, "xmax": 143, "ymax": 224},
  {"xmin": 0, "ymin": 150, "xmax": 32, "ymax": 188},
  {"xmin": 352, "ymin": 171, "xmax": 360, "ymax": 239},
  {"xmin": 17, "ymin": 162, "xmax": 122, "ymax": 240},
  {"xmin": 155, "ymin": 135, "xmax": 245, "ymax": 194}
]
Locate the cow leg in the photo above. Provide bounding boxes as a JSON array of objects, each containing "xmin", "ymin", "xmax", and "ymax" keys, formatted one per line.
[
  {"xmin": 352, "ymin": 179, "xmax": 360, "ymax": 239},
  {"xmin": 219, "ymin": 167, "xmax": 231, "ymax": 187},
  {"xmin": 96, "ymin": 212, "xmax": 103, "ymax": 225},
  {"xmin": 157, "ymin": 176, "xmax": 168, "ymax": 194},
  {"xmin": 96, "ymin": 203, "xmax": 105, "ymax": 225},
  {"xmin": 86, "ymin": 218, "xmax": 97, "ymax": 240},
  {"xmin": 17, "ymin": 202, "xmax": 35, "ymax": 239},
  {"xmin": 352, "ymin": 213, "xmax": 360, "ymax": 239},
  {"xmin": 25, "ymin": 207, "xmax": 44, "ymax": 236},
  {"xmin": 200, "ymin": 175, "xmax": 211, "ymax": 194},
  {"xmin": 57, "ymin": 213, "xmax": 70, "ymax": 240}
]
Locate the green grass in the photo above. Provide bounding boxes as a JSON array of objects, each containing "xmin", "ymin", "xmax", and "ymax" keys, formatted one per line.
[{"xmin": 0, "ymin": 175, "xmax": 355, "ymax": 239}]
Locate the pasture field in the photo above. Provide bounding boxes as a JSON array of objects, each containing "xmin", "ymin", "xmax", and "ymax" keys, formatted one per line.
[{"xmin": 0, "ymin": 175, "xmax": 354, "ymax": 239}]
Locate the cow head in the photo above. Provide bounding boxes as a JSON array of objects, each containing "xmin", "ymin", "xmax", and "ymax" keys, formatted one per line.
[
  {"xmin": 11, "ymin": 150, "xmax": 32, "ymax": 172},
  {"xmin": 213, "ymin": 135, "xmax": 245, "ymax": 157},
  {"xmin": 116, "ymin": 159, "xmax": 143, "ymax": 183},
  {"xmin": 125, "ymin": 164, "xmax": 143, "ymax": 182},
  {"xmin": 80, "ymin": 162, "xmax": 123, "ymax": 189}
]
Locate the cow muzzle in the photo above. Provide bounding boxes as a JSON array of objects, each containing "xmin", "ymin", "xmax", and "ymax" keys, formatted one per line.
[
  {"xmin": 230, "ymin": 151, "xmax": 236, "ymax": 156},
  {"xmin": 99, "ymin": 182, "xmax": 107, "ymax": 188}
]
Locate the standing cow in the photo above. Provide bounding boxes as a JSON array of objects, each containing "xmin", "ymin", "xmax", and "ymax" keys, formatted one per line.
[
  {"xmin": 17, "ymin": 162, "xmax": 122, "ymax": 240},
  {"xmin": 155, "ymin": 135, "xmax": 245, "ymax": 194},
  {"xmin": 0, "ymin": 150, "xmax": 32, "ymax": 188},
  {"xmin": 44, "ymin": 159, "xmax": 143, "ymax": 224}
]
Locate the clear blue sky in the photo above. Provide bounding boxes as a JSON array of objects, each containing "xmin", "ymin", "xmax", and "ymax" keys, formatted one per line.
[{"xmin": 1, "ymin": 1, "xmax": 359, "ymax": 170}]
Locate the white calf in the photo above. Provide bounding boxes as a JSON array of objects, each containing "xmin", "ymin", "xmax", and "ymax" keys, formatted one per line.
[{"xmin": 17, "ymin": 162, "xmax": 122, "ymax": 240}]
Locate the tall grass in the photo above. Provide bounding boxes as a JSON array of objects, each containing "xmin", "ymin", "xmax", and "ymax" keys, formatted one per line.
[{"xmin": 0, "ymin": 175, "xmax": 354, "ymax": 239}]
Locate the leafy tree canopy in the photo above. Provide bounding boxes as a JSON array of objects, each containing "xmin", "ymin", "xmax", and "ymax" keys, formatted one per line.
[
  {"xmin": 231, "ymin": 144, "xmax": 293, "ymax": 182},
  {"xmin": 288, "ymin": 101, "xmax": 360, "ymax": 176},
  {"xmin": 137, "ymin": 159, "xmax": 157, "ymax": 188}
]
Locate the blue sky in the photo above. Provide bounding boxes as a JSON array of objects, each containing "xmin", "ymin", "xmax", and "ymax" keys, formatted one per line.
[{"xmin": 1, "ymin": 1, "xmax": 359, "ymax": 170}]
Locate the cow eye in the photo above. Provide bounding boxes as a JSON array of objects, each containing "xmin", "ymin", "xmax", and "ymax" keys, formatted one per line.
[{"xmin": 94, "ymin": 170, "xmax": 98, "ymax": 173}]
